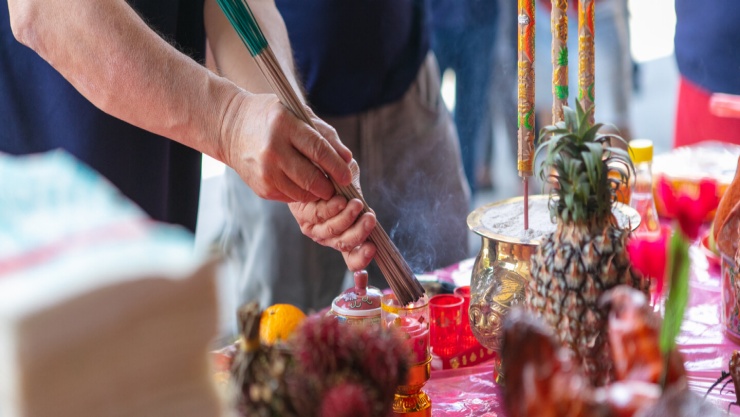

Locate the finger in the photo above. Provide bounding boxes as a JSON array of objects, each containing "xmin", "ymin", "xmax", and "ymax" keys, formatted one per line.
[
  {"xmin": 349, "ymin": 159, "xmax": 363, "ymax": 196},
  {"xmin": 272, "ymin": 170, "xmax": 322, "ymax": 203},
  {"xmin": 343, "ymin": 242, "xmax": 377, "ymax": 272},
  {"xmin": 292, "ymin": 126, "xmax": 352, "ymax": 187},
  {"xmin": 319, "ymin": 199, "xmax": 366, "ymax": 240},
  {"xmin": 310, "ymin": 113, "xmax": 352, "ymax": 163},
  {"xmin": 302, "ymin": 199, "xmax": 364, "ymax": 243},
  {"xmin": 289, "ymin": 196, "xmax": 347, "ymax": 225},
  {"xmin": 332, "ymin": 212, "xmax": 376, "ymax": 252},
  {"xmin": 280, "ymin": 147, "xmax": 336, "ymax": 201},
  {"xmin": 240, "ymin": 171, "xmax": 294, "ymax": 203}
]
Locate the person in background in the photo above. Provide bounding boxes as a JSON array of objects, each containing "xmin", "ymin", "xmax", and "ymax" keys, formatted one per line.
[
  {"xmin": 430, "ymin": 0, "xmax": 499, "ymax": 195},
  {"xmin": 483, "ymin": 0, "xmax": 519, "ymax": 191},
  {"xmin": 673, "ymin": 0, "xmax": 740, "ymax": 147},
  {"xmin": 1, "ymin": 0, "xmax": 376, "ymax": 270},
  {"xmin": 214, "ymin": 0, "xmax": 471, "ymax": 313},
  {"xmin": 534, "ymin": 0, "xmax": 633, "ymax": 140}
]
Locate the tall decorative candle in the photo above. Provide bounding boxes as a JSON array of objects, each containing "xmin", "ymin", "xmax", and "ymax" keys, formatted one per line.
[
  {"xmin": 517, "ymin": 0, "xmax": 535, "ymax": 178},
  {"xmin": 551, "ymin": 0, "xmax": 569, "ymax": 123},
  {"xmin": 578, "ymin": 0, "xmax": 595, "ymax": 124}
]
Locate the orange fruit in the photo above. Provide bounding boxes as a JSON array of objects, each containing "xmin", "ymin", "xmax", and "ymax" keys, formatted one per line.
[{"xmin": 259, "ymin": 303, "xmax": 306, "ymax": 345}]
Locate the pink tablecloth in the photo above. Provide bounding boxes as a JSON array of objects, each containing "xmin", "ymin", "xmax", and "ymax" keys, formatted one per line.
[{"xmin": 425, "ymin": 242, "xmax": 740, "ymax": 416}]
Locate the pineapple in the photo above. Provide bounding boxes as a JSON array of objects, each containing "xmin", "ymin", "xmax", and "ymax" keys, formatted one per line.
[{"xmin": 525, "ymin": 102, "xmax": 649, "ymax": 387}]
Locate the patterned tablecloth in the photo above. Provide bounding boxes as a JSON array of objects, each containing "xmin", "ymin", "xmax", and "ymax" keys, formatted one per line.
[{"xmin": 425, "ymin": 241, "xmax": 740, "ymax": 416}]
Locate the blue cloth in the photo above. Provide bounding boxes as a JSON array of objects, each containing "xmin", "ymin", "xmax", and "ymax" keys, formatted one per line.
[
  {"xmin": 0, "ymin": 0, "xmax": 205, "ymax": 232},
  {"xmin": 675, "ymin": 0, "xmax": 740, "ymax": 95},
  {"xmin": 430, "ymin": 0, "xmax": 498, "ymax": 29},
  {"xmin": 275, "ymin": 0, "xmax": 430, "ymax": 116}
]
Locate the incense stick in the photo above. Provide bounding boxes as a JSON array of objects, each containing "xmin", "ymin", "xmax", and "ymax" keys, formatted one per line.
[{"xmin": 216, "ymin": 0, "xmax": 425, "ymax": 305}]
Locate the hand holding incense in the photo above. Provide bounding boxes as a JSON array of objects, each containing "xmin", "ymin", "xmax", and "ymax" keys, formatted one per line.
[
  {"xmin": 215, "ymin": 0, "xmax": 424, "ymax": 305},
  {"xmin": 517, "ymin": 0, "xmax": 536, "ymax": 230}
]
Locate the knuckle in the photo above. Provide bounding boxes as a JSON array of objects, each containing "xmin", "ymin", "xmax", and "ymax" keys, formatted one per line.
[
  {"xmin": 326, "ymin": 225, "xmax": 339, "ymax": 237},
  {"xmin": 336, "ymin": 241, "xmax": 349, "ymax": 252}
]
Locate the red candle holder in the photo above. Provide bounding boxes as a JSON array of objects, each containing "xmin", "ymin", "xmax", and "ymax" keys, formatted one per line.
[{"xmin": 429, "ymin": 294, "xmax": 463, "ymax": 358}]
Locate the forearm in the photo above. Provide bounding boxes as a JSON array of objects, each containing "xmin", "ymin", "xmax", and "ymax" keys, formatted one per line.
[
  {"xmin": 8, "ymin": 0, "xmax": 237, "ymax": 163},
  {"xmin": 204, "ymin": 0, "xmax": 304, "ymax": 101}
]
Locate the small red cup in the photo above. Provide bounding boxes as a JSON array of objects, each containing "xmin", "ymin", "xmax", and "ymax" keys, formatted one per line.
[
  {"xmin": 429, "ymin": 294, "xmax": 464, "ymax": 358},
  {"xmin": 454, "ymin": 285, "xmax": 478, "ymax": 349}
]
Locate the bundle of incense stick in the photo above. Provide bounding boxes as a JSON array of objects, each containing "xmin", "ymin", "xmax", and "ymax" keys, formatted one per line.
[{"xmin": 216, "ymin": 0, "xmax": 425, "ymax": 305}]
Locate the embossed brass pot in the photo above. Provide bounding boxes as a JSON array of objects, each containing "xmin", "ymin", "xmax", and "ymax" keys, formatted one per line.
[{"xmin": 466, "ymin": 195, "xmax": 640, "ymax": 383}]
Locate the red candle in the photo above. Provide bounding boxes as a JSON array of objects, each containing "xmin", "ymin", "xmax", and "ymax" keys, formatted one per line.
[
  {"xmin": 430, "ymin": 294, "xmax": 464, "ymax": 358},
  {"xmin": 454, "ymin": 285, "xmax": 478, "ymax": 349}
]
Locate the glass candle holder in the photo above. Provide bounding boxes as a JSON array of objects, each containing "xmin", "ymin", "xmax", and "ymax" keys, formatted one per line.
[
  {"xmin": 453, "ymin": 285, "xmax": 478, "ymax": 349},
  {"xmin": 429, "ymin": 294, "xmax": 463, "ymax": 358},
  {"xmin": 381, "ymin": 293, "xmax": 431, "ymax": 417}
]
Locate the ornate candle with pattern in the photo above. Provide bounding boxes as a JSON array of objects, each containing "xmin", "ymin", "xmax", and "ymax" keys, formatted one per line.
[
  {"xmin": 517, "ymin": 0, "xmax": 536, "ymax": 178},
  {"xmin": 578, "ymin": 0, "xmax": 595, "ymax": 124},
  {"xmin": 551, "ymin": 0, "xmax": 569, "ymax": 123}
]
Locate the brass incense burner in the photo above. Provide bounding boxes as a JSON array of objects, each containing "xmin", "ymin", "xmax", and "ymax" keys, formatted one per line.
[{"xmin": 466, "ymin": 195, "xmax": 640, "ymax": 383}]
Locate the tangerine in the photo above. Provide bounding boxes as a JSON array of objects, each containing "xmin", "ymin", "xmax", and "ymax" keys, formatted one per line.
[{"xmin": 259, "ymin": 303, "xmax": 306, "ymax": 345}]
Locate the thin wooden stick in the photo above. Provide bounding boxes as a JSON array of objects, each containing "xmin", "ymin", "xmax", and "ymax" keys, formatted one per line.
[{"xmin": 215, "ymin": 0, "xmax": 425, "ymax": 304}]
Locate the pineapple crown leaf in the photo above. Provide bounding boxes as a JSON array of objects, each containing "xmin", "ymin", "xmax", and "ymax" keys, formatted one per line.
[{"xmin": 536, "ymin": 103, "xmax": 634, "ymax": 224}]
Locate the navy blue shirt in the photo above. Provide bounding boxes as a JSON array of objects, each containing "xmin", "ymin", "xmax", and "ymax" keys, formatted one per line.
[
  {"xmin": 430, "ymin": 0, "xmax": 499, "ymax": 30},
  {"xmin": 675, "ymin": 0, "xmax": 740, "ymax": 95},
  {"xmin": 0, "ymin": 0, "xmax": 205, "ymax": 231},
  {"xmin": 275, "ymin": 0, "xmax": 430, "ymax": 116}
]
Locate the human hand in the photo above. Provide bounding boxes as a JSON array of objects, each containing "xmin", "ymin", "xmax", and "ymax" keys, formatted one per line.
[
  {"xmin": 289, "ymin": 196, "xmax": 377, "ymax": 271},
  {"xmin": 222, "ymin": 92, "xmax": 353, "ymax": 203}
]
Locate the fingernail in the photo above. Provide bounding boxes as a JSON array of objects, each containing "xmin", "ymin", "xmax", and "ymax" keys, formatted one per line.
[{"xmin": 363, "ymin": 248, "xmax": 373, "ymax": 258}]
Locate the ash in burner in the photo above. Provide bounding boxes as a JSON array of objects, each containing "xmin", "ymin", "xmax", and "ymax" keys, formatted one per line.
[{"xmin": 479, "ymin": 198, "xmax": 635, "ymax": 242}]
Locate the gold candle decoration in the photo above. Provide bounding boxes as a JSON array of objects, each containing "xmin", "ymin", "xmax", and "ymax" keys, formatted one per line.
[
  {"xmin": 517, "ymin": 0, "xmax": 536, "ymax": 178},
  {"xmin": 551, "ymin": 0, "xmax": 569, "ymax": 123},
  {"xmin": 578, "ymin": 0, "xmax": 595, "ymax": 124}
]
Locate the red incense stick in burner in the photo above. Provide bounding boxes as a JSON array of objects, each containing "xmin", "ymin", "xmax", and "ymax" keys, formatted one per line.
[{"xmin": 517, "ymin": 0, "xmax": 535, "ymax": 230}]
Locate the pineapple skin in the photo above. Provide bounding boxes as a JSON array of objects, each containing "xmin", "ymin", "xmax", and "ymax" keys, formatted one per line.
[{"xmin": 526, "ymin": 219, "xmax": 649, "ymax": 387}]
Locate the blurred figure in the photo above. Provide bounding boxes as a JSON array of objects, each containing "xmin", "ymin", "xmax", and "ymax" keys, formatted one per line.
[
  {"xmin": 674, "ymin": 0, "xmax": 740, "ymax": 147},
  {"xmin": 534, "ymin": 0, "xmax": 633, "ymax": 140},
  {"xmin": 430, "ymin": 0, "xmax": 499, "ymax": 195},
  {"xmin": 484, "ymin": 0, "xmax": 519, "ymax": 190}
]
